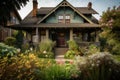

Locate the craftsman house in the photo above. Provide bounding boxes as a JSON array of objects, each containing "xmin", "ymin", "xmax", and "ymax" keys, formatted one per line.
[{"xmin": 8, "ymin": 0, "xmax": 100, "ymax": 47}]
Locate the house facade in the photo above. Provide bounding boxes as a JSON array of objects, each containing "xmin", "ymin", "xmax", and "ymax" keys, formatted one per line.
[
  {"xmin": 0, "ymin": 9, "xmax": 21, "ymax": 42},
  {"xmin": 8, "ymin": 0, "xmax": 100, "ymax": 47}
]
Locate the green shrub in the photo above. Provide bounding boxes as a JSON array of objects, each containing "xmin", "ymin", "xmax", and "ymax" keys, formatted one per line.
[
  {"xmin": 78, "ymin": 44, "xmax": 100, "ymax": 56},
  {"xmin": 21, "ymin": 43, "xmax": 30, "ymax": 52},
  {"xmin": 64, "ymin": 50, "xmax": 76, "ymax": 59},
  {"xmin": 4, "ymin": 37, "xmax": 16, "ymax": 46},
  {"xmin": 67, "ymin": 40, "xmax": 78, "ymax": 50},
  {"xmin": 15, "ymin": 30, "xmax": 24, "ymax": 49},
  {"xmin": 41, "ymin": 64, "xmax": 79, "ymax": 80},
  {"xmin": 0, "ymin": 43, "xmax": 18, "ymax": 58},
  {"xmin": 38, "ymin": 39, "xmax": 55, "ymax": 58},
  {"xmin": 39, "ymin": 39, "xmax": 55, "ymax": 52},
  {"xmin": 64, "ymin": 40, "xmax": 79, "ymax": 59},
  {"xmin": 87, "ymin": 44, "xmax": 100, "ymax": 55},
  {"xmin": 37, "ymin": 51, "xmax": 54, "ymax": 59},
  {"xmin": 0, "ymin": 53, "xmax": 55, "ymax": 80},
  {"xmin": 75, "ymin": 52, "xmax": 120, "ymax": 80}
]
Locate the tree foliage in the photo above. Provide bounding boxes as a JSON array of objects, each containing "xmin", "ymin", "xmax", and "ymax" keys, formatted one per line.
[
  {"xmin": 99, "ymin": 6, "xmax": 120, "ymax": 54},
  {"xmin": 0, "ymin": 0, "xmax": 29, "ymax": 26}
]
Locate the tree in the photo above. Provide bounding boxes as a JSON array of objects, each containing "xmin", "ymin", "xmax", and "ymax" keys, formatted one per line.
[
  {"xmin": 0, "ymin": 0, "xmax": 29, "ymax": 26},
  {"xmin": 15, "ymin": 30, "xmax": 24, "ymax": 49},
  {"xmin": 99, "ymin": 6, "xmax": 120, "ymax": 54}
]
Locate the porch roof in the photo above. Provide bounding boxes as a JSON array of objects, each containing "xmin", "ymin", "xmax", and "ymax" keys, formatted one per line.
[{"xmin": 6, "ymin": 23, "xmax": 100, "ymax": 30}]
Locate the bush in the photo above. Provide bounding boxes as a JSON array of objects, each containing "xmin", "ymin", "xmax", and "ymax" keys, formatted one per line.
[
  {"xmin": 38, "ymin": 39, "xmax": 55, "ymax": 58},
  {"xmin": 4, "ymin": 37, "xmax": 16, "ymax": 46},
  {"xmin": 21, "ymin": 43, "xmax": 30, "ymax": 53},
  {"xmin": 15, "ymin": 30, "xmax": 24, "ymax": 49},
  {"xmin": 64, "ymin": 40, "xmax": 79, "ymax": 59},
  {"xmin": 75, "ymin": 52, "xmax": 120, "ymax": 80},
  {"xmin": 0, "ymin": 43, "xmax": 18, "ymax": 58},
  {"xmin": 0, "ymin": 53, "xmax": 55, "ymax": 80},
  {"xmin": 41, "ymin": 63, "xmax": 79, "ymax": 80},
  {"xmin": 86, "ymin": 44, "xmax": 100, "ymax": 55},
  {"xmin": 67, "ymin": 40, "xmax": 78, "ymax": 50},
  {"xmin": 64, "ymin": 50, "xmax": 76, "ymax": 59}
]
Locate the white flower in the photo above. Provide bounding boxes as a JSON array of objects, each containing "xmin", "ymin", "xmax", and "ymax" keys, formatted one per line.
[
  {"xmin": 91, "ymin": 63, "xmax": 95, "ymax": 67},
  {"xmin": 17, "ymin": 48, "xmax": 21, "ymax": 53},
  {"xmin": 30, "ymin": 47, "xmax": 33, "ymax": 51},
  {"xmin": 43, "ymin": 51, "xmax": 47, "ymax": 54},
  {"xmin": 45, "ymin": 55, "xmax": 48, "ymax": 57}
]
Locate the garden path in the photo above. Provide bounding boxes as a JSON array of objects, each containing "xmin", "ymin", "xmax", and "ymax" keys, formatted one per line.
[{"xmin": 55, "ymin": 48, "xmax": 73, "ymax": 63}]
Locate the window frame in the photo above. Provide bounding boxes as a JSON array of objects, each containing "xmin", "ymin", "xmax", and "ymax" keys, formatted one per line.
[
  {"xmin": 65, "ymin": 14, "xmax": 71, "ymax": 23},
  {"xmin": 58, "ymin": 15, "xmax": 64, "ymax": 23}
]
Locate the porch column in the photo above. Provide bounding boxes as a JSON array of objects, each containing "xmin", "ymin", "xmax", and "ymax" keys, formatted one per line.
[
  {"xmin": 46, "ymin": 29, "xmax": 49, "ymax": 39},
  {"xmin": 95, "ymin": 31, "xmax": 99, "ymax": 42},
  {"xmin": 70, "ymin": 29, "xmax": 73, "ymax": 40},
  {"xmin": 35, "ymin": 27, "xmax": 39, "ymax": 43}
]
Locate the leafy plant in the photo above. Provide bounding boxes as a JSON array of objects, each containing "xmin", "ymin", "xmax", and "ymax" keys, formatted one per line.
[
  {"xmin": 38, "ymin": 39, "xmax": 55, "ymax": 58},
  {"xmin": 21, "ymin": 43, "xmax": 30, "ymax": 52},
  {"xmin": 0, "ymin": 43, "xmax": 18, "ymax": 58},
  {"xmin": 42, "ymin": 63, "xmax": 79, "ymax": 80},
  {"xmin": 87, "ymin": 44, "xmax": 100, "ymax": 55},
  {"xmin": 99, "ymin": 7, "xmax": 120, "ymax": 54},
  {"xmin": 75, "ymin": 52, "xmax": 120, "ymax": 80},
  {"xmin": 0, "ymin": 53, "xmax": 55, "ymax": 80},
  {"xmin": 67, "ymin": 40, "xmax": 78, "ymax": 50},
  {"xmin": 4, "ymin": 37, "xmax": 16, "ymax": 46},
  {"xmin": 64, "ymin": 50, "xmax": 76, "ymax": 59},
  {"xmin": 64, "ymin": 40, "xmax": 79, "ymax": 59},
  {"xmin": 15, "ymin": 30, "xmax": 24, "ymax": 49}
]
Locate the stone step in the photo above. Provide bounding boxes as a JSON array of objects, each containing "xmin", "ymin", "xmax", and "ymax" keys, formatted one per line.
[{"xmin": 55, "ymin": 48, "xmax": 68, "ymax": 59}]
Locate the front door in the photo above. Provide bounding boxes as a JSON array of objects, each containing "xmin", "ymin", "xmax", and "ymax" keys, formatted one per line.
[
  {"xmin": 50, "ymin": 29, "xmax": 69, "ymax": 47},
  {"xmin": 57, "ymin": 32, "xmax": 66, "ymax": 47}
]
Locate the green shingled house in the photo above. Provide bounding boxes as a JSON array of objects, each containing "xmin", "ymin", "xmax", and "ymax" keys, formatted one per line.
[{"xmin": 9, "ymin": 0, "xmax": 100, "ymax": 47}]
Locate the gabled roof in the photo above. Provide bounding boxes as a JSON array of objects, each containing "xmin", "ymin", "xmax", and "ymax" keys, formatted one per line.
[
  {"xmin": 37, "ymin": 7, "xmax": 98, "ymax": 15},
  {"xmin": 37, "ymin": 0, "xmax": 94, "ymax": 24}
]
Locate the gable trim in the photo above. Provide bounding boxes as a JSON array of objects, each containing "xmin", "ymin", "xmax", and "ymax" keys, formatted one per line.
[{"xmin": 37, "ymin": 0, "xmax": 94, "ymax": 24}]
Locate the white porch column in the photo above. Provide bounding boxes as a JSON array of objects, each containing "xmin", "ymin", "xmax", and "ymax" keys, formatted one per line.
[
  {"xmin": 95, "ymin": 31, "xmax": 99, "ymax": 42},
  {"xmin": 33, "ymin": 27, "xmax": 39, "ymax": 43},
  {"xmin": 70, "ymin": 29, "xmax": 73, "ymax": 40},
  {"xmin": 46, "ymin": 29, "xmax": 49, "ymax": 39},
  {"xmin": 9, "ymin": 29, "xmax": 12, "ymax": 37}
]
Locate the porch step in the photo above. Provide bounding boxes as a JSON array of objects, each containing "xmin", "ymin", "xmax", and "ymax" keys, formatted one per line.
[{"xmin": 55, "ymin": 48, "xmax": 68, "ymax": 59}]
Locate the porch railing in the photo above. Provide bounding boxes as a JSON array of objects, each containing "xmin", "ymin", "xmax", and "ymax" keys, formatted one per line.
[{"xmin": 76, "ymin": 42, "xmax": 100, "ymax": 47}]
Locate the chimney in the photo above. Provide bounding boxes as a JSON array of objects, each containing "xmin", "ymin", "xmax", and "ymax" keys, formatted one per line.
[
  {"xmin": 88, "ymin": 2, "xmax": 92, "ymax": 10},
  {"xmin": 33, "ymin": 0, "xmax": 38, "ymax": 17}
]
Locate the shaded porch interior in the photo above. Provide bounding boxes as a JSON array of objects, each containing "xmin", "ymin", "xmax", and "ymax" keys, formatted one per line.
[{"xmin": 23, "ymin": 27, "xmax": 100, "ymax": 48}]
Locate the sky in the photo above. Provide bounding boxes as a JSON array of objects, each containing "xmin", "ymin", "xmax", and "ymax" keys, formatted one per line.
[{"xmin": 18, "ymin": 0, "xmax": 120, "ymax": 20}]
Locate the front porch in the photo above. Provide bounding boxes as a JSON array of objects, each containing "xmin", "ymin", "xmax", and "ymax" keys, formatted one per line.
[{"xmin": 25, "ymin": 27, "xmax": 100, "ymax": 48}]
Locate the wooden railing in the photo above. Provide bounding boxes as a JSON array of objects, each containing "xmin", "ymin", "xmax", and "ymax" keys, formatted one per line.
[{"xmin": 76, "ymin": 42, "xmax": 100, "ymax": 47}]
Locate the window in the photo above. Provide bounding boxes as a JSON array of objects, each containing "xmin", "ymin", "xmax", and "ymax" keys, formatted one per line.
[
  {"xmin": 58, "ymin": 15, "xmax": 64, "ymax": 23},
  {"xmin": 58, "ymin": 14, "xmax": 71, "ymax": 23},
  {"xmin": 65, "ymin": 15, "xmax": 70, "ymax": 23},
  {"xmin": 10, "ymin": 16, "xmax": 19, "ymax": 24}
]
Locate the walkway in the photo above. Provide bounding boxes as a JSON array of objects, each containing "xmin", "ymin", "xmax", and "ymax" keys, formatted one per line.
[{"xmin": 55, "ymin": 48, "xmax": 73, "ymax": 63}]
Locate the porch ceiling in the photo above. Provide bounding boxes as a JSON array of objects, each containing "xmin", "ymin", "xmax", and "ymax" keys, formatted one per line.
[{"xmin": 6, "ymin": 23, "xmax": 100, "ymax": 31}]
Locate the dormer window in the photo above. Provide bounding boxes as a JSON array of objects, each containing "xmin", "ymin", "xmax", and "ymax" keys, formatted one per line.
[
  {"xmin": 65, "ymin": 15, "xmax": 70, "ymax": 23},
  {"xmin": 58, "ymin": 14, "xmax": 71, "ymax": 23},
  {"xmin": 58, "ymin": 15, "xmax": 64, "ymax": 23}
]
